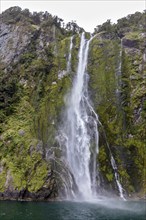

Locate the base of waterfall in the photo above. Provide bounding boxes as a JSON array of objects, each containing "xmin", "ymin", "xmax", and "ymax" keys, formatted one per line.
[
  {"xmin": 0, "ymin": 200, "xmax": 145, "ymax": 220},
  {"xmin": 0, "ymin": 189, "xmax": 144, "ymax": 202}
]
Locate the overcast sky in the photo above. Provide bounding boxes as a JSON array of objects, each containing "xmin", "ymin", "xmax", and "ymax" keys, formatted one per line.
[{"xmin": 1, "ymin": 0, "xmax": 145, "ymax": 32}]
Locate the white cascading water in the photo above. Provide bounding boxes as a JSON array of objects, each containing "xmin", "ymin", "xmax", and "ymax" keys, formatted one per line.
[
  {"xmin": 60, "ymin": 32, "xmax": 99, "ymax": 200},
  {"xmin": 84, "ymin": 96, "xmax": 126, "ymax": 200},
  {"xmin": 116, "ymin": 39, "xmax": 122, "ymax": 103},
  {"xmin": 59, "ymin": 32, "xmax": 126, "ymax": 201},
  {"xmin": 110, "ymin": 155, "xmax": 126, "ymax": 200},
  {"xmin": 85, "ymin": 97, "xmax": 126, "ymax": 200}
]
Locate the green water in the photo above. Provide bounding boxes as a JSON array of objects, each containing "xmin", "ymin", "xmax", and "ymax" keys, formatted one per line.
[{"xmin": 0, "ymin": 200, "xmax": 145, "ymax": 220}]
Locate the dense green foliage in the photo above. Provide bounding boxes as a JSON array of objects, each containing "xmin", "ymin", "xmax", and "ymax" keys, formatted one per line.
[
  {"xmin": 94, "ymin": 11, "xmax": 146, "ymax": 37},
  {"xmin": 0, "ymin": 7, "xmax": 145, "ymax": 199},
  {"xmin": 88, "ymin": 23, "xmax": 146, "ymax": 196}
]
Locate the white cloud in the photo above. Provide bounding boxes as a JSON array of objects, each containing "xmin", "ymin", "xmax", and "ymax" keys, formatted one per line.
[{"xmin": 1, "ymin": 0, "xmax": 145, "ymax": 32}]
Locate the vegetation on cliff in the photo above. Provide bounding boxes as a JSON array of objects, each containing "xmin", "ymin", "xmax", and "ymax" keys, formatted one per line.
[
  {"xmin": 89, "ymin": 14, "xmax": 146, "ymax": 196},
  {"xmin": 0, "ymin": 7, "xmax": 145, "ymax": 200}
]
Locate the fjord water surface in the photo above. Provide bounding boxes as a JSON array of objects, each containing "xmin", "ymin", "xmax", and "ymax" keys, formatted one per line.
[{"xmin": 0, "ymin": 200, "xmax": 145, "ymax": 220}]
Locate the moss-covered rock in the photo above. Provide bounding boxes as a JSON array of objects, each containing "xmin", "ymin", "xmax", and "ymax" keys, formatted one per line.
[
  {"xmin": 0, "ymin": 7, "xmax": 145, "ymax": 200},
  {"xmin": 88, "ymin": 28, "xmax": 146, "ymax": 197}
]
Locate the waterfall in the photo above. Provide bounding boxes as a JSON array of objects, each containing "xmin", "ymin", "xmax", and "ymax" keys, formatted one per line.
[
  {"xmin": 84, "ymin": 96, "xmax": 126, "ymax": 200},
  {"xmin": 67, "ymin": 36, "xmax": 73, "ymax": 72},
  {"xmin": 116, "ymin": 39, "xmax": 122, "ymax": 105},
  {"xmin": 58, "ymin": 32, "xmax": 126, "ymax": 201},
  {"xmin": 59, "ymin": 32, "xmax": 99, "ymax": 200},
  {"xmin": 65, "ymin": 33, "xmax": 94, "ymax": 199},
  {"xmin": 110, "ymin": 155, "xmax": 126, "ymax": 200}
]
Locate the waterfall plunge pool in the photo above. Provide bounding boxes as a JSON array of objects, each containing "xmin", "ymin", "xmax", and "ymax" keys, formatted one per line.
[{"xmin": 0, "ymin": 199, "xmax": 145, "ymax": 220}]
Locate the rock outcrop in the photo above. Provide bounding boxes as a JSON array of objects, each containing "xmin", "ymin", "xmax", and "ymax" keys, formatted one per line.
[{"xmin": 0, "ymin": 7, "xmax": 145, "ymax": 200}]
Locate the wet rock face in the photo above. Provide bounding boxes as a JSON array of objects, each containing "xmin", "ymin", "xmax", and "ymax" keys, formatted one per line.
[
  {"xmin": 122, "ymin": 38, "xmax": 139, "ymax": 48},
  {"xmin": 0, "ymin": 7, "xmax": 145, "ymax": 201},
  {"xmin": 0, "ymin": 23, "xmax": 32, "ymax": 65},
  {"xmin": 0, "ymin": 179, "xmax": 58, "ymax": 201},
  {"xmin": 0, "ymin": 189, "xmax": 54, "ymax": 201}
]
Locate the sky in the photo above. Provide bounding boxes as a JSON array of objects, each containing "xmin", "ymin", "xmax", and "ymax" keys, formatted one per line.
[{"xmin": 1, "ymin": 0, "xmax": 145, "ymax": 32}]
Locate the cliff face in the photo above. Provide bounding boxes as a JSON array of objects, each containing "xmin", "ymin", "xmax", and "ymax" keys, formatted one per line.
[
  {"xmin": 88, "ymin": 32, "xmax": 146, "ymax": 198},
  {"xmin": 0, "ymin": 7, "xmax": 145, "ymax": 200}
]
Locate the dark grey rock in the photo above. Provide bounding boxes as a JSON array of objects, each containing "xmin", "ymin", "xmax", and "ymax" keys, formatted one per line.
[
  {"xmin": 122, "ymin": 38, "xmax": 139, "ymax": 48},
  {"xmin": 18, "ymin": 129, "xmax": 25, "ymax": 136}
]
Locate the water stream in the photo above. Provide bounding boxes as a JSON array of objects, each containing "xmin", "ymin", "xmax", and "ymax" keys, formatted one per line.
[
  {"xmin": 116, "ymin": 39, "xmax": 123, "ymax": 106},
  {"xmin": 84, "ymin": 95, "xmax": 126, "ymax": 200},
  {"xmin": 59, "ymin": 33, "xmax": 98, "ymax": 200},
  {"xmin": 59, "ymin": 33, "xmax": 126, "ymax": 201}
]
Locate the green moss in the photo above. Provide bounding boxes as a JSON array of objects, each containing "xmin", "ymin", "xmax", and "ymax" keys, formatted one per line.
[
  {"xmin": 0, "ymin": 92, "xmax": 48, "ymax": 191},
  {"xmin": 98, "ymin": 146, "xmax": 114, "ymax": 182},
  {"xmin": 88, "ymin": 34, "xmax": 145, "ymax": 195},
  {"xmin": 0, "ymin": 170, "xmax": 7, "ymax": 191},
  {"xmin": 0, "ymin": 35, "xmax": 72, "ymax": 193},
  {"xmin": 71, "ymin": 34, "xmax": 80, "ymax": 72},
  {"xmin": 125, "ymin": 31, "xmax": 142, "ymax": 40},
  {"xmin": 98, "ymin": 146, "xmax": 107, "ymax": 163},
  {"xmin": 106, "ymin": 173, "xmax": 114, "ymax": 182},
  {"xmin": 28, "ymin": 162, "xmax": 48, "ymax": 192},
  {"xmin": 0, "ymin": 15, "xmax": 145, "ymax": 198}
]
